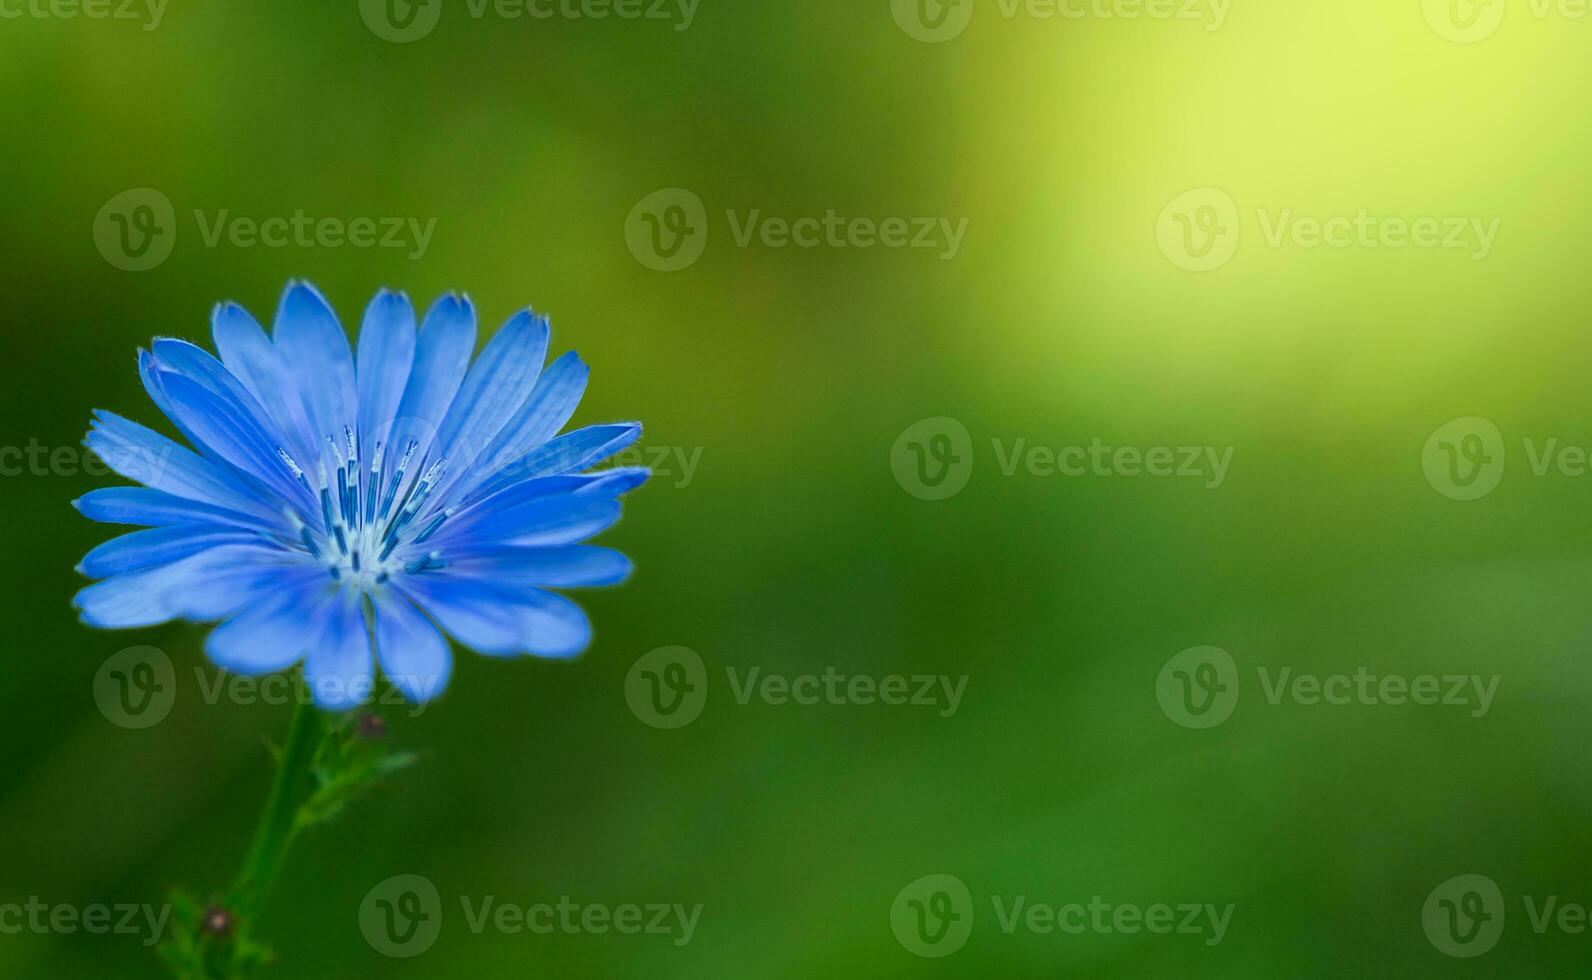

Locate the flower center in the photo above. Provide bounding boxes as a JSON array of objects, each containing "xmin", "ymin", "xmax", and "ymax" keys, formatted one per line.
[{"xmin": 278, "ymin": 426, "xmax": 455, "ymax": 590}]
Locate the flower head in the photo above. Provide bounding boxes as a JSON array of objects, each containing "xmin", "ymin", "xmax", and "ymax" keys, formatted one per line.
[{"xmin": 74, "ymin": 281, "xmax": 647, "ymax": 709}]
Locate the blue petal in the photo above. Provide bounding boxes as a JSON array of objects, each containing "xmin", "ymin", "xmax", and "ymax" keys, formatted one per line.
[
  {"xmin": 460, "ymin": 351, "xmax": 588, "ymax": 501},
  {"xmin": 468, "ymin": 423, "xmax": 641, "ymax": 503},
  {"xmin": 449, "ymin": 546, "xmax": 634, "ymax": 587},
  {"xmin": 150, "ymin": 338, "xmax": 296, "ymax": 458},
  {"xmin": 142, "ymin": 366, "xmax": 316, "ymax": 514},
  {"xmin": 73, "ymin": 487, "xmax": 262, "ymax": 529},
  {"xmin": 426, "ymin": 308, "xmax": 549, "ymax": 503},
  {"xmin": 394, "ymin": 577, "xmax": 519, "ymax": 655},
  {"xmin": 429, "ymin": 483, "xmax": 620, "ymax": 544},
  {"xmin": 273, "ymin": 281, "xmax": 357, "ymax": 451},
  {"xmin": 179, "ymin": 550, "xmax": 326, "ymax": 620},
  {"xmin": 75, "ymin": 546, "xmax": 316, "ymax": 628},
  {"xmin": 384, "ymin": 294, "xmax": 477, "ymax": 497},
  {"xmin": 511, "ymin": 422, "xmax": 641, "ymax": 477},
  {"xmin": 356, "ymin": 289, "xmax": 417, "ymax": 461},
  {"xmin": 212, "ymin": 302, "xmax": 319, "ymax": 466},
  {"xmin": 510, "ymin": 589, "xmax": 592, "ymax": 658},
  {"xmin": 472, "ymin": 469, "xmax": 650, "ymax": 511},
  {"xmin": 373, "ymin": 592, "xmax": 452, "ymax": 703},
  {"xmin": 78, "ymin": 525, "xmax": 259, "ymax": 578},
  {"xmin": 430, "ymin": 494, "xmax": 621, "ymax": 549},
  {"xmin": 74, "ymin": 565, "xmax": 188, "ymax": 628},
  {"xmin": 570, "ymin": 467, "xmax": 652, "ymax": 497},
  {"xmin": 205, "ymin": 574, "xmax": 336, "ymax": 674},
  {"xmin": 181, "ymin": 554, "xmax": 327, "ymax": 621},
  {"xmin": 148, "ymin": 337, "xmax": 322, "ymax": 511},
  {"xmin": 84, "ymin": 411, "xmax": 277, "ymax": 522},
  {"xmin": 305, "ymin": 595, "xmax": 375, "ymax": 711},
  {"xmin": 397, "ymin": 576, "xmax": 592, "ymax": 659},
  {"xmin": 449, "ymin": 468, "xmax": 649, "ymax": 527}
]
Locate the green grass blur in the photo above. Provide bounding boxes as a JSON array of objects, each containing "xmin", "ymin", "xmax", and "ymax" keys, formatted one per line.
[{"xmin": 2, "ymin": 0, "xmax": 1591, "ymax": 975}]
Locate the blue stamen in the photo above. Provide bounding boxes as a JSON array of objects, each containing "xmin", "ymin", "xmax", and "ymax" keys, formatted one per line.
[
  {"xmin": 276, "ymin": 447, "xmax": 305, "ymax": 481},
  {"xmin": 366, "ymin": 442, "xmax": 384, "ymax": 525},
  {"xmin": 413, "ymin": 508, "xmax": 452, "ymax": 545},
  {"xmin": 336, "ymin": 466, "xmax": 351, "ymax": 524},
  {"xmin": 298, "ymin": 526, "xmax": 323, "ymax": 561},
  {"xmin": 403, "ymin": 551, "xmax": 445, "ymax": 575},
  {"xmin": 398, "ymin": 458, "xmax": 446, "ymax": 521},
  {"xmin": 379, "ymin": 440, "xmax": 417, "ymax": 520},
  {"xmin": 378, "ymin": 509, "xmax": 413, "ymax": 557}
]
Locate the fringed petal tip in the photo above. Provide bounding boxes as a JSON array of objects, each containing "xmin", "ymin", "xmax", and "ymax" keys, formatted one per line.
[{"xmin": 368, "ymin": 286, "xmax": 412, "ymax": 308}]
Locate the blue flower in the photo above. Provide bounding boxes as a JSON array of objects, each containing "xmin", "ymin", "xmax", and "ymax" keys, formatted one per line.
[{"xmin": 74, "ymin": 281, "xmax": 647, "ymax": 709}]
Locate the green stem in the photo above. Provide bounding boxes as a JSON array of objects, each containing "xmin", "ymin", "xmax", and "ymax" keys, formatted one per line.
[{"xmin": 232, "ymin": 696, "xmax": 327, "ymax": 918}]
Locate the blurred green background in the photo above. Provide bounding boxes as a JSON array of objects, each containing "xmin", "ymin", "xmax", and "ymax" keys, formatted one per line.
[{"xmin": 3, "ymin": 0, "xmax": 1591, "ymax": 975}]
